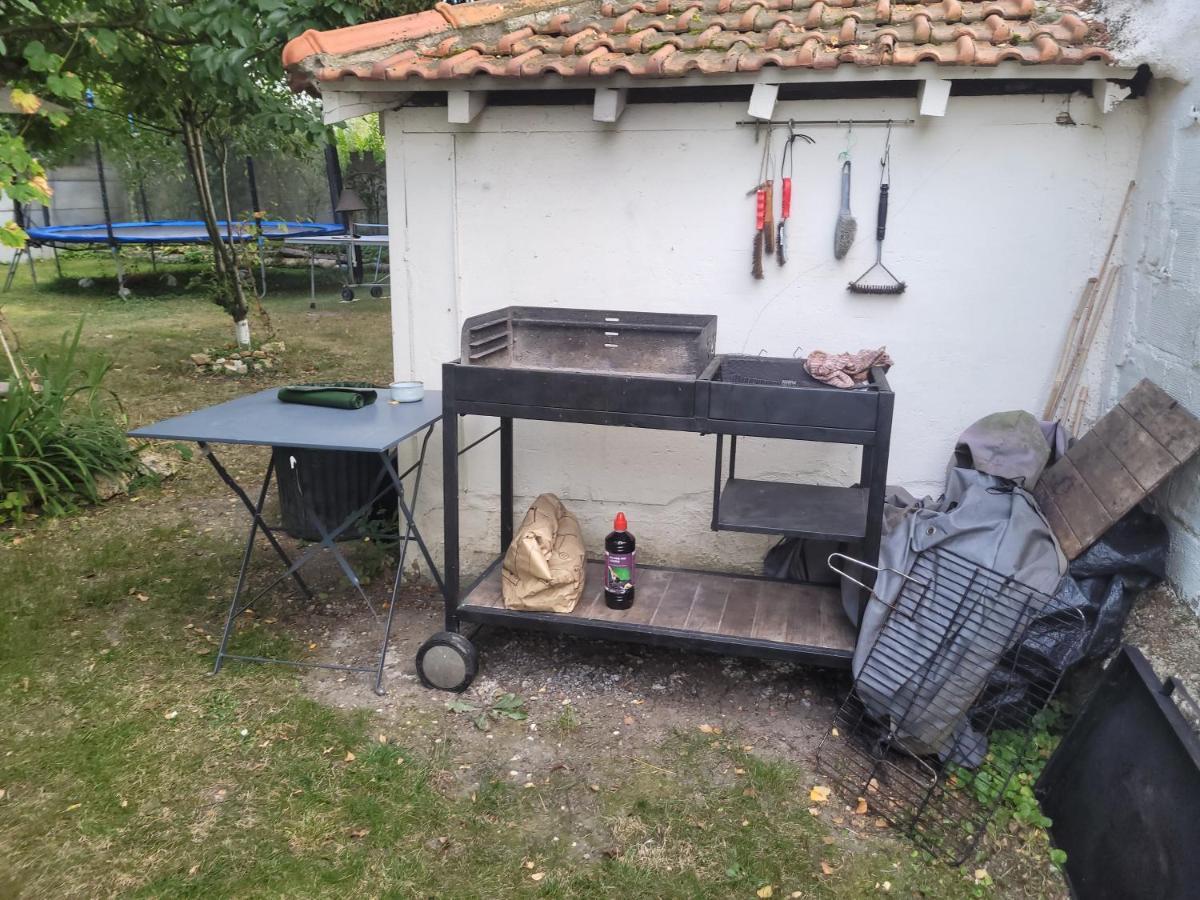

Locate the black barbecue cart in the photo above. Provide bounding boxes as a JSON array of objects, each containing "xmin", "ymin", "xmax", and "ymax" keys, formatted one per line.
[{"xmin": 415, "ymin": 307, "xmax": 892, "ymax": 692}]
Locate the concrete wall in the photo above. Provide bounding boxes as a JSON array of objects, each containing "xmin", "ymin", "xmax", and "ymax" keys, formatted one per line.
[
  {"xmin": 385, "ymin": 92, "xmax": 1145, "ymax": 579},
  {"xmin": 1107, "ymin": 76, "xmax": 1200, "ymax": 609}
]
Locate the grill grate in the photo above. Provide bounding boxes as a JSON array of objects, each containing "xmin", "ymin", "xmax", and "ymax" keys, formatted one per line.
[{"xmin": 817, "ymin": 547, "xmax": 1084, "ymax": 865}]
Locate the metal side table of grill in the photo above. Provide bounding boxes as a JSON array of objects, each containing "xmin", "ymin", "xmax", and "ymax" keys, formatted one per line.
[
  {"xmin": 417, "ymin": 306, "xmax": 893, "ymax": 691},
  {"xmin": 130, "ymin": 388, "xmax": 444, "ymax": 693}
]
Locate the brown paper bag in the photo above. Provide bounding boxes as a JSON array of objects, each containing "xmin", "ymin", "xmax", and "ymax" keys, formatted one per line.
[{"xmin": 501, "ymin": 493, "xmax": 586, "ymax": 613}]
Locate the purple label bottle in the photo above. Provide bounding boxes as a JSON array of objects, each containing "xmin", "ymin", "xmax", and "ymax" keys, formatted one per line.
[{"xmin": 604, "ymin": 512, "xmax": 636, "ymax": 610}]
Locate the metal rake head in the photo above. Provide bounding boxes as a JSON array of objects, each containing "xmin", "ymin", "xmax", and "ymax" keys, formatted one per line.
[{"xmin": 849, "ymin": 260, "xmax": 906, "ymax": 295}]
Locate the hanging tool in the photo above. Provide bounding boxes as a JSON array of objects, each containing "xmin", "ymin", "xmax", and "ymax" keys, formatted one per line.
[
  {"xmin": 849, "ymin": 122, "xmax": 906, "ymax": 295},
  {"xmin": 833, "ymin": 123, "xmax": 857, "ymax": 260},
  {"xmin": 777, "ymin": 125, "xmax": 814, "ymax": 266},
  {"xmin": 752, "ymin": 183, "xmax": 766, "ymax": 279},
  {"xmin": 751, "ymin": 126, "xmax": 773, "ymax": 279}
]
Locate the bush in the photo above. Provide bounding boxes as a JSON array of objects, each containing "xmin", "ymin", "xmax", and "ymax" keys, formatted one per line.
[{"xmin": 0, "ymin": 320, "xmax": 135, "ymax": 524}]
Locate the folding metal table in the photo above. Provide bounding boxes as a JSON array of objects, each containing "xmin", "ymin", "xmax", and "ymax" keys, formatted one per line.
[{"xmin": 130, "ymin": 388, "xmax": 443, "ymax": 693}]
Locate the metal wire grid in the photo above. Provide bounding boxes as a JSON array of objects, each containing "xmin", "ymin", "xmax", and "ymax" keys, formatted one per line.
[
  {"xmin": 719, "ymin": 356, "xmax": 810, "ymax": 387},
  {"xmin": 817, "ymin": 547, "xmax": 1085, "ymax": 865}
]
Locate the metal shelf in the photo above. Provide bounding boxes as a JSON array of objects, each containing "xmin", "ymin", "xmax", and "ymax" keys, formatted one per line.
[
  {"xmin": 457, "ymin": 559, "xmax": 855, "ymax": 667},
  {"xmin": 714, "ymin": 478, "xmax": 868, "ymax": 542}
]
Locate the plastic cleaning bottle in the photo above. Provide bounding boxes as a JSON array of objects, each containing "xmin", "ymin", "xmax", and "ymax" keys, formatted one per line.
[{"xmin": 604, "ymin": 512, "xmax": 636, "ymax": 610}]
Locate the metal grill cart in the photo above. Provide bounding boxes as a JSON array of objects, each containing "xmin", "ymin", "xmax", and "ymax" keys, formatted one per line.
[
  {"xmin": 130, "ymin": 388, "xmax": 444, "ymax": 694},
  {"xmin": 414, "ymin": 306, "xmax": 894, "ymax": 691}
]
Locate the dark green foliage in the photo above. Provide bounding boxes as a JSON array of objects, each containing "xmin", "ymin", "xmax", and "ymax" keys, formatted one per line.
[{"xmin": 0, "ymin": 320, "xmax": 134, "ymax": 522}]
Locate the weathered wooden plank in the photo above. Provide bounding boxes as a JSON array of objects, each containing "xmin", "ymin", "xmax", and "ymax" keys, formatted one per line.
[
  {"xmin": 1035, "ymin": 380, "xmax": 1200, "ymax": 560},
  {"xmin": 820, "ymin": 591, "xmax": 858, "ymax": 652},
  {"xmin": 1071, "ymin": 431, "xmax": 1146, "ymax": 517},
  {"xmin": 1034, "ymin": 490, "xmax": 1085, "ymax": 559},
  {"xmin": 1119, "ymin": 378, "xmax": 1200, "ymax": 463},
  {"xmin": 751, "ymin": 583, "xmax": 791, "ymax": 642},
  {"xmin": 648, "ymin": 570, "xmax": 701, "ymax": 630},
  {"xmin": 1040, "ymin": 457, "xmax": 1110, "ymax": 545},
  {"xmin": 717, "ymin": 584, "xmax": 760, "ymax": 639},
  {"xmin": 683, "ymin": 578, "xmax": 731, "ymax": 633},
  {"xmin": 785, "ymin": 588, "xmax": 825, "ymax": 647},
  {"xmin": 1091, "ymin": 405, "xmax": 1178, "ymax": 490}
]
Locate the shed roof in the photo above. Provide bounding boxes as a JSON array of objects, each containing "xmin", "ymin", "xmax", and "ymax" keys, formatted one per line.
[{"xmin": 283, "ymin": 0, "xmax": 1115, "ymax": 89}]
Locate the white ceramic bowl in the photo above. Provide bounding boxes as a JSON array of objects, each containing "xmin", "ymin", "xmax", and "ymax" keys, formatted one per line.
[{"xmin": 390, "ymin": 380, "xmax": 425, "ymax": 403}]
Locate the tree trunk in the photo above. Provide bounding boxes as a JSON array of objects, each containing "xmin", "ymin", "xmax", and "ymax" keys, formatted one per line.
[
  {"xmin": 180, "ymin": 113, "xmax": 249, "ymax": 345},
  {"xmin": 216, "ymin": 142, "xmax": 271, "ymax": 340}
]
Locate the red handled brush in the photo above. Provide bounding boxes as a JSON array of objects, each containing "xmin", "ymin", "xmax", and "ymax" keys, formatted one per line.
[{"xmin": 752, "ymin": 184, "xmax": 766, "ymax": 279}]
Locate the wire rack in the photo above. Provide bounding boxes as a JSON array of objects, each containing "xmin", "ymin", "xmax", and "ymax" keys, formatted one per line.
[{"xmin": 817, "ymin": 547, "xmax": 1085, "ymax": 865}]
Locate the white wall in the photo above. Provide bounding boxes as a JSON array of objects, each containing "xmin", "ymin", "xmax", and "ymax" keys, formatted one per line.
[{"xmin": 385, "ymin": 93, "xmax": 1145, "ymax": 579}]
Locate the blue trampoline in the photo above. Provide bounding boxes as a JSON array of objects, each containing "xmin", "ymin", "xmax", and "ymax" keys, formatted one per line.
[{"xmin": 26, "ymin": 219, "xmax": 344, "ymax": 246}]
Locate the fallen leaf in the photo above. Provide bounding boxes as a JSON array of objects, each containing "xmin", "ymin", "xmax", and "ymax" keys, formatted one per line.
[
  {"xmin": 867, "ymin": 778, "xmax": 880, "ymax": 794},
  {"xmin": 734, "ymin": 768, "xmax": 746, "ymax": 775},
  {"xmin": 188, "ymin": 864, "xmax": 200, "ymax": 877},
  {"xmin": 873, "ymin": 817, "xmax": 888, "ymax": 829},
  {"xmin": 349, "ymin": 827, "xmax": 369, "ymax": 838},
  {"xmin": 973, "ymin": 868, "xmax": 991, "ymax": 886},
  {"xmin": 830, "ymin": 727, "xmax": 840, "ymax": 737},
  {"xmin": 854, "ymin": 797, "xmax": 868, "ymax": 815},
  {"xmin": 65, "ymin": 803, "xmax": 81, "ymax": 812},
  {"xmin": 164, "ymin": 710, "xmax": 178, "ymax": 720},
  {"xmin": 807, "ymin": 807, "xmax": 821, "ymax": 817},
  {"xmin": 530, "ymin": 872, "xmax": 545, "ymax": 882},
  {"xmin": 624, "ymin": 715, "xmax": 635, "ymax": 725},
  {"xmin": 743, "ymin": 788, "xmax": 757, "ymax": 797},
  {"xmin": 308, "ymin": 642, "xmax": 318, "ymax": 650},
  {"xmin": 822, "ymin": 836, "xmax": 836, "ymax": 845},
  {"xmin": 698, "ymin": 723, "xmax": 722, "ymax": 734},
  {"xmin": 820, "ymin": 861, "xmax": 834, "ymax": 876},
  {"xmin": 756, "ymin": 885, "xmax": 774, "ymax": 898},
  {"xmin": 523, "ymin": 861, "xmax": 535, "ymax": 869},
  {"xmin": 790, "ymin": 893, "xmax": 804, "ymax": 898},
  {"xmin": 589, "ymin": 784, "xmax": 600, "ymax": 792},
  {"xmin": 378, "ymin": 734, "xmax": 388, "ymax": 744},
  {"xmin": 809, "ymin": 785, "xmax": 831, "ymax": 804},
  {"xmin": 880, "ymin": 881, "xmax": 892, "ymax": 892},
  {"xmin": 344, "ymin": 752, "xmax": 356, "ymax": 762}
]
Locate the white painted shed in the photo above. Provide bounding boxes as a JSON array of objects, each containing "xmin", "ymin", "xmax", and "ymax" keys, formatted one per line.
[{"xmin": 284, "ymin": 0, "xmax": 1200, "ymax": 605}]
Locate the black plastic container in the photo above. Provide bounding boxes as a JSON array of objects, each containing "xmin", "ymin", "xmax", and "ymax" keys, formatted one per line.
[
  {"xmin": 272, "ymin": 446, "xmax": 397, "ymax": 542},
  {"xmin": 604, "ymin": 512, "xmax": 636, "ymax": 610}
]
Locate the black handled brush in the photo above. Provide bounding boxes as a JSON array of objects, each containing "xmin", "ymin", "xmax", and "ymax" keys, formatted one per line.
[{"xmin": 848, "ymin": 182, "xmax": 906, "ymax": 295}]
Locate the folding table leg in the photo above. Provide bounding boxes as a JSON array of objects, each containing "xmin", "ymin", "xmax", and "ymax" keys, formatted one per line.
[
  {"xmin": 373, "ymin": 424, "xmax": 438, "ymax": 693},
  {"xmin": 213, "ymin": 459, "xmax": 277, "ymax": 674},
  {"xmin": 200, "ymin": 443, "xmax": 313, "ymax": 601}
]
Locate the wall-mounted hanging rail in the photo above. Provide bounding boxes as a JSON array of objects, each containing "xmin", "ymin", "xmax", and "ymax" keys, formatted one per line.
[{"xmin": 736, "ymin": 118, "xmax": 915, "ymax": 127}]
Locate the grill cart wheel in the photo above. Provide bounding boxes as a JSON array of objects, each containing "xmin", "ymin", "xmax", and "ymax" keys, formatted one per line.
[
  {"xmin": 370, "ymin": 285, "xmax": 384, "ymax": 299},
  {"xmin": 340, "ymin": 286, "xmax": 355, "ymax": 302},
  {"xmin": 415, "ymin": 632, "xmax": 478, "ymax": 692}
]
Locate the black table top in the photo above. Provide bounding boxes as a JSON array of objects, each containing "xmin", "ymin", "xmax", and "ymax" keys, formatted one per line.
[{"xmin": 129, "ymin": 387, "xmax": 441, "ymax": 453}]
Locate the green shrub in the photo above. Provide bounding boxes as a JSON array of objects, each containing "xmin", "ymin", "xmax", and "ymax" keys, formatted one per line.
[{"xmin": 0, "ymin": 320, "xmax": 135, "ymax": 523}]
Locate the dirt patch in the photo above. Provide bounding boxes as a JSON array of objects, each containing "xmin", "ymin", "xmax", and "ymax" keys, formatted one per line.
[{"xmin": 1124, "ymin": 583, "xmax": 1200, "ymax": 731}]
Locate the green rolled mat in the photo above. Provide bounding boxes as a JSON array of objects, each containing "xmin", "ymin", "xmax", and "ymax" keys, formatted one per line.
[{"xmin": 277, "ymin": 385, "xmax": 378, "ymax": 410}]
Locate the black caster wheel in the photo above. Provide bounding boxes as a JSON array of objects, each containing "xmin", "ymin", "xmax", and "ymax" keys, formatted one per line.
[
  {"xmin": 415, "ymin": 632, "xmax": 478, "ymax": 692},
  {"xmin": 369, "ymin": 285, "xmax": 384, "ymax": 299},
  {"xmin": 340, "ymin": 286, "xmax": 355, "ymax": 302}
]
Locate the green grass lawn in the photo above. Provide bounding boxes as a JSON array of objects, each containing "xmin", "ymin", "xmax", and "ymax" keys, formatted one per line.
[{"xmin": 0, "ymin": 255, "xmax": 1064, "ymax": 898}]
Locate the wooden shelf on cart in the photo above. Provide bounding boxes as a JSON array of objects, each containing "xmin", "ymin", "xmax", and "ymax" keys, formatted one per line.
[{"xmin": 457, "ymin": 560, "xmax": 856, "ymax": 666}]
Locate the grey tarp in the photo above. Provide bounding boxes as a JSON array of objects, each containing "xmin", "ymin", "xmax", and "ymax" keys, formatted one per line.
[{"xmin": 850, "ymin": 411, "xmax": 1067, "ymax": 765}]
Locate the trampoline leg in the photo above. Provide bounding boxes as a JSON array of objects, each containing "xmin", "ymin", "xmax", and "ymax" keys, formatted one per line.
[
  {"xmin": 52, "ymin": 246, "xmax": 62, "ymax": 279},
  {"xmin": 3, "ymin": 252, "xmax": 20, "ymax": 293},
  {"xmin": 110, "ymin": 246, "xmax": 125, "ymax": 295},
  {"xmin": 25, "ymin": 247, "xmax": 37, "ymax": 286}
]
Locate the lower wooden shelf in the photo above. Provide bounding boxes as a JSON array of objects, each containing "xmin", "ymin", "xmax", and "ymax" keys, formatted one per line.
[{"xmin": 457, "ymin": 560, "xmax": 857, "ymax": 666}]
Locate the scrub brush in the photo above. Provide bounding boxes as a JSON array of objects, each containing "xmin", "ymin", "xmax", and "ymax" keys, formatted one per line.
[{"xmin": 833, "ymin": 160, "xmax": 856, "ymax": 260}]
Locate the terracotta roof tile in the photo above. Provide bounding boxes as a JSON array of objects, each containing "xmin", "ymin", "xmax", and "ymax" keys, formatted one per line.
[{"xmin": 284, "ymin": 0, "xmax": 1114, "ymax": 88}]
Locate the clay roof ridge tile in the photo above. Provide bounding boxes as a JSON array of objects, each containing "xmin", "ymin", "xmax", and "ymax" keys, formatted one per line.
[
  {"xmin": 953, "ymin": 32, "xmax": 975, "ymax": 63},
  {"xmin": 561, "ymin": 26, "xmax": 602, "ymax": 53},
  {"xmin": 614, "ymin": 9, "xmax": 639, "ymax": 31},
  {"xmin": 804, "ymin": 2, "xmax": 827, "ymax": 29},
  {"xmin": 496, "ymin": 26, "xmax": 536, "ymax": 53},
  {"xmin": 738, "ymin": 4, "xmax": 766, "ymax": 30}
]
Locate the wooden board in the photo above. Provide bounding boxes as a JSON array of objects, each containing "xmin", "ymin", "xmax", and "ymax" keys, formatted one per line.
[
  {"xmin": 1034, "ymin": 379, "xmax": 1200, "ymax": 559},
  {"xmin": 460, "ymin": 561, "xmax": 856, "ymax": 653}
]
